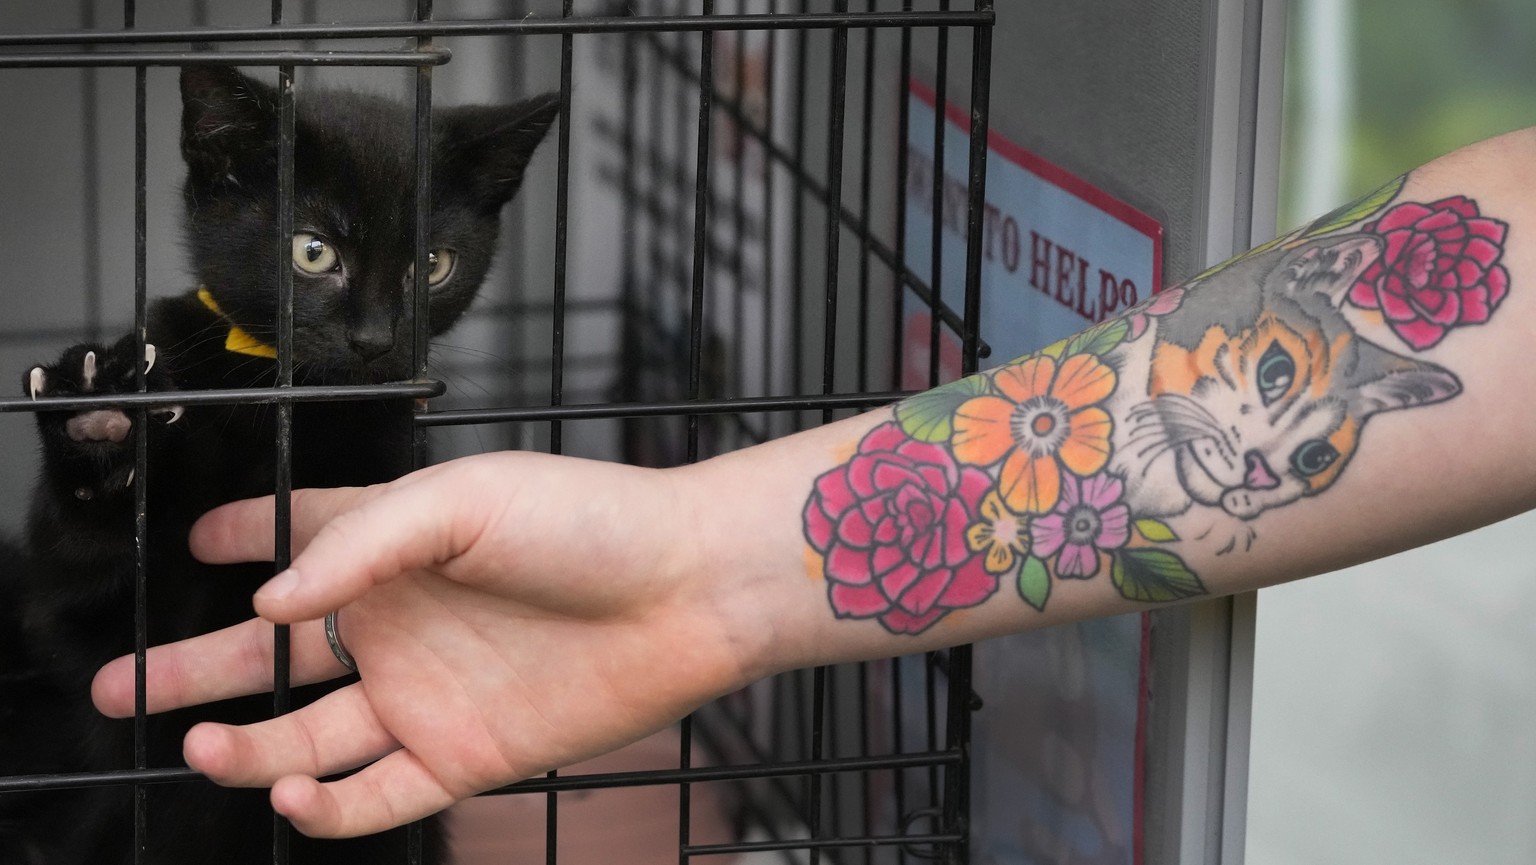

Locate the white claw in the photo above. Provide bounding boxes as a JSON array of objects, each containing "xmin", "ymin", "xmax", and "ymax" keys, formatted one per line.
[
  {"xmin": 29, "ymin": 368, "xmax": 44, "ymax": 400},
  {"xmin": 125, "ymin": 468, "xmax": 135, "ymax": 487},
  {"xmin": 154, "ymin": 405, "xmax": 185, "ymax": 425},
  {"xmin": 82, "ymin": 351, "xmax": 97, "ymax": 391},
  {"xmin": 144, "ymin": 344, "xmax": 156, "ymax": 375}
]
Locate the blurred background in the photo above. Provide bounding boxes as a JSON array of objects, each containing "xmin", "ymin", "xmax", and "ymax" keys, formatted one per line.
[{"xmin": 1250, "ymin": 1, "xmax": 1536, "ymax": 863}]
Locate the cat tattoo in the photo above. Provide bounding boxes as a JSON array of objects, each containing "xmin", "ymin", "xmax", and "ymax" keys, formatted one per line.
[
  {"xmin": 1108, "ymin": 235, "xmax": 1461, "ymax": 524},
  {"xmin": 802, "ymin": 179, "xmax": 1510, "ymax": 634}
]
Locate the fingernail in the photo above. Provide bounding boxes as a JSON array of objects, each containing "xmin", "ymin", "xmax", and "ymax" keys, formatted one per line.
[{"xmin": 256, "ymin": 569, "xmax": 302, "ymax": 603}]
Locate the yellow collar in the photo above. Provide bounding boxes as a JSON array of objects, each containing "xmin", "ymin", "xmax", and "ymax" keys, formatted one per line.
[{"xmin": 197, "ymin": 287, "xmax": 278, "ymax": 359}]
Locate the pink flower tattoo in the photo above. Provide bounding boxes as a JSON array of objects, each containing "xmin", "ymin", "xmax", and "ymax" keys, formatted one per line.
[
  {"xmin": 1348, "ymin": 196, "xmax": 1509, "ymax": 350},
  {"xmin": 1126, "ymin": 286, "xmax": 1185, "ymax": 341},
  {"xmin": 803, "ymin": 421, "xmax": 998, "ymax": 634},
  {"xmin": 1030, "ymin": 472, "xmax": 1131, "ymax": 579}
]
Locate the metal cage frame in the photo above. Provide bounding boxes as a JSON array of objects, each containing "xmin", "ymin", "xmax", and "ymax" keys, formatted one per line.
[{"xmin": 0, "ymin": 3, "xmax": 996, "ymax": 863}]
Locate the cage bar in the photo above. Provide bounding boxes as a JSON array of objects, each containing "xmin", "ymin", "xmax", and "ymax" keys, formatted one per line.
[
  {"xmin": 0, "ymin": 10, "xmax": 994, "ymax": 48},
  {"xmin": 0, "ymin": 50, "xmax": 450, "ymax": 67},
  {"xmin": 408, "ymin": 4, "xmax": 434, "ymax": 858},
  {"xmin": 271, "ymin": 55, "xmax": 298, "ymax": 865},
  {"xmin": 926, "ymin": 3, "xmax": 949, "ymax": 390},
  {"xmin": 0, "ymin": 382, "xmax": 443, "ymax": 414},
  {"xmin": 125, "ymin": 1, "xmax": 151, "ymax": 861},
  {"xmin": 681, "ymin": 4, "xmax": 716, "ymax": 861}
]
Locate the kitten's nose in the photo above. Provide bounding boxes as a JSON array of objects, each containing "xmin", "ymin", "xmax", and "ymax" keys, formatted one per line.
[
  {"xmin": 1242, "ymin": 450, "xmax": 1280, "ymax": 490},
  {"xmin": 348, "ymin": 329, "xmax": 394, "ymax": 362}
]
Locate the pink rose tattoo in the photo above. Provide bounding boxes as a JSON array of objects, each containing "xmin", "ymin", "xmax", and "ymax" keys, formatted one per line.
[
  {"xmin": 1348, "ymin": 196, "xmax": 1509, "ymax": 350},
  {"xmin": 803, "ymin": 421, "xmax": 997, "ymax": 634}
]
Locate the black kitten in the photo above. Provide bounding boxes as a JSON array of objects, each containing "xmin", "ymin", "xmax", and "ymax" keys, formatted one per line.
[{"xmin": 0, "ymin": 66, "xmax": 557, "ymax": 864}]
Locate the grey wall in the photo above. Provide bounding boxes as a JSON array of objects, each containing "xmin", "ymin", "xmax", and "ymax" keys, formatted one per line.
[{"xmin": 986, "ymin": 0, "xmax": 1215, "ymax": 285}]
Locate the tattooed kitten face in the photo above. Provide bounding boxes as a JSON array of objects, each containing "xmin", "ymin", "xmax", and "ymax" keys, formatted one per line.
[{"xmin": 1120, "ymin": 236, "xmax": 1461, "ymax": 520}]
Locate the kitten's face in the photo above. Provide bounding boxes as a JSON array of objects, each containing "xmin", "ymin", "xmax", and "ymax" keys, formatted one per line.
[
  {"xmin": 179, "ymin": 67, "xmax": 558, "ymax": 383},
  {"xmin": 1148, "ymin": 309, "xmax": 1363, "ymax": 519},
  {"xmin": 1135, "ymin": 237, "xmax": 1460, "ymax": 520}
]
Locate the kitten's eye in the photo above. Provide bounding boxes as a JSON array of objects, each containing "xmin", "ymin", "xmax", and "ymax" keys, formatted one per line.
[
  {"xmin": 291, "ymin": 233, "xmax": 339, "ymax": 274},
  {"xmin": 1290, "ymin": 439, "xmax": 1339, "ymax": 477},
  {"xmin": 1255, "ymin": 341, "xmax": 1295, "ymax": 406},
  {"xmin": 406, "ymin": 249, "xmax": 457, "ymax": 287}
]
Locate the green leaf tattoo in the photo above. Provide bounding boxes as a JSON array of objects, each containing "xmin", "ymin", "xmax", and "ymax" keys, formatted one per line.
[
  {"xmin": 1111, "ymin": 549, "xmax": 1207, "ymax": 603},
  {"xmin": 1302, "ymin": 174, "xmax": 1406, "ymax": 239},
  {"xmin": 1017, "ymin": 555, "xmax": 1051, "ymax": 612},
  {"xmin": 895, "ymin": 374, "xmax": 991, "ymax": 443},
  {"xmin": 1063, "ymin": 317, "xmax": 1129, "ymax": 358},
  {"xmin": 1134, "ymin": 518, "xmax": 1178, "ymax": 543},
  {"xmin": 1036, "ymin": 336, "xmax": 1068, "ymax": 360},
  {"xmin": 1188, "ymin": 175, "xmax": 1407, "ymax": 284}
]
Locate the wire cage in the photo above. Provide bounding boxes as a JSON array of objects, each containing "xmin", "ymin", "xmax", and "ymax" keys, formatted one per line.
[{"xmin": 0, "ymin": 1, "xmax": 995, "ymax": 863}]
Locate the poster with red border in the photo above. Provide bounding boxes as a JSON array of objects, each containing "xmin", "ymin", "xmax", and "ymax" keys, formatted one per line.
[{"xmin": 901, "ymin": 78, "xmax": 1159, "ymax": 865}]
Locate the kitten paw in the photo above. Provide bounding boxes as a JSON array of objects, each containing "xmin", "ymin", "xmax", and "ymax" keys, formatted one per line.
[{"xmin": 26, "ymin": 337, "xmax": 181, "ymax": 501}]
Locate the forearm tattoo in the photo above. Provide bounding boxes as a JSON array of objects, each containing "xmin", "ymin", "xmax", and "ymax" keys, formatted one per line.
[{"xmin": 802, "ymin": 176, "xmax": 1511, "ymax": 634}]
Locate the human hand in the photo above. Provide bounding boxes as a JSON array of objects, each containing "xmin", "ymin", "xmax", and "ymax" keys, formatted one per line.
[{"xmin": 90, "ymin": 452, "xmax": 768, "ymax": 838}]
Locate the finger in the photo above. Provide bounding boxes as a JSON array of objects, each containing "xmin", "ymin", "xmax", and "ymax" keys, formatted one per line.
[
  {"xmin": 247, "ymin": 475, "xmax": 487, "ymax": 624},
  {"xmin": 189, "ymin": 485, "xmax": 379, "ymax": 565},
  {"xmin": 92, "ymin": 617, "xmax": 347, "ymax": 718},
  {"xmin": 183, "ymin": 685, "xmax": 399, "ymax": 787},
  {"xmin": 270, "ymin": 749, "xmax": 461, "ymax": 839}
]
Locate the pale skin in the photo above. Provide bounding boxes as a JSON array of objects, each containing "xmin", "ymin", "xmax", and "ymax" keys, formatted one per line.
[{"xmin": 92, "ymin": 128, "xmax": 1536, "ymax": 838}]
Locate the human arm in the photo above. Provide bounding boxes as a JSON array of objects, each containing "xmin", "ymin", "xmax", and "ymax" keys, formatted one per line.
[{"xmin": 92, "ymin": 127, "xmax": 1536, "ymax": 837}]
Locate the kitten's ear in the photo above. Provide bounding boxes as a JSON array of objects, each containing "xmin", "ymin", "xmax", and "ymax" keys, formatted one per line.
[
  {"xmin": 180, "ymin": 66, "xmax": 280, "ymax": 188},
  {"xmin": 1349, "ymin": 341, "xmax": 1462, "ymax": 416},
  {"xmin": 1281, "ymin": 235, "xmax": 1383, "ymax": 305},
  {"xmin": 435, "ymin": 93, "xmax": 561, "ymax": 214}
]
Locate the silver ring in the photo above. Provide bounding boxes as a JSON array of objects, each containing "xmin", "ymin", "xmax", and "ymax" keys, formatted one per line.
[{"xmin": 324, "ymin": 610, "xmax": 357, "ymax": 673}]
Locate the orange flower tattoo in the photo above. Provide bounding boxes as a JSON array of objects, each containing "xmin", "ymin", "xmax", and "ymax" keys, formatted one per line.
[{"xmin": 949, "ymin": 354, "xmax": 1115, "ymax": 514}]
